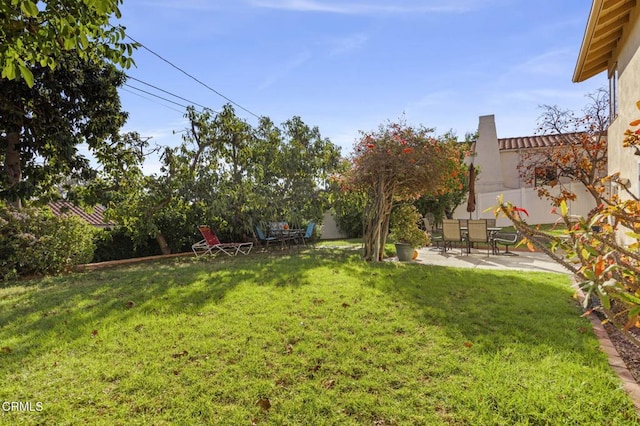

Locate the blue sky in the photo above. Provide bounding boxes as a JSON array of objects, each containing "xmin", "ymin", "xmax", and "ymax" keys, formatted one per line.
[{"xmin": 116, "ymin": 0, "xmax": 606, "ymax": 172}]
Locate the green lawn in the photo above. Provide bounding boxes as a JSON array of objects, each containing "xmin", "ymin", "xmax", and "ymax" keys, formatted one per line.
[{"xmin": 1, "ymin": 248, "xmax": 637, "ymax": 425}]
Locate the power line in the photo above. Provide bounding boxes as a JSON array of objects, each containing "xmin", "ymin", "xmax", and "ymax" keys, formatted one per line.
[
  {"xmin": 126, "ymin": 75, "xmax": 210, "ymax": 110},
  {"xmin": 124, "ymin": 32, "xmax": 262, "ymax": 120},
  {"xmin": 120, "ymin": 87, "xmax": 185, "ymax": 114},
  {"xmin": 124, "ymin": 83, "xmax": 191, "ymax": 110}
]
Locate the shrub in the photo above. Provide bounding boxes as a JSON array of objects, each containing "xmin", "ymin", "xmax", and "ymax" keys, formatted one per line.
[
  {"xmin": 92, "ymin": 227, "xmax": 162, "ymax": 262},
  {"xmin": 389, "ymin": 204, "xmax": 430, "ymax": 247},
  {"xmin": 0, "ymin": 203, "xmax": 95, "ymax": 281}
]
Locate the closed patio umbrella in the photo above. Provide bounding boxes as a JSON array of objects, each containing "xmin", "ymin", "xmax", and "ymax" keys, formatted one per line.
[{"xmin": 466, "ymin": 163, "xmax": 476, "ymax": 218}]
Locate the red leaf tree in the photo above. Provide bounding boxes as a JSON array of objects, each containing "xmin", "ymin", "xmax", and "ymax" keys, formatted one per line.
[
  {"xmin": 516, "ymin": 89, "xmax": 609, "ymax": 209},
  {"xmin": 344, "ymin": 120, "xmax": 463, "ymax": 261}
]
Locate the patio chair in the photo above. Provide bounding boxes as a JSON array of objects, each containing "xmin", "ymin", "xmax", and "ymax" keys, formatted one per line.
[
  {"xmin": 192, "ymin": 226, "xmax": 253, "ymax": 257},
  {"xmin": 423, "ymin": 217, "xmax": 443, "ymax": 248},
  {"xmin": 255, "ymin": 225, "xmax": 279, "ymax": 250},
  {"xmin": 300, "ymin": 222, "xmax": 315, "ymax": 246},
  {"xmin": 492, "ymin": 231, "xmax": 519, "ymax": 255},
  {"xmin": 466, "ymin": 219, "xmax": 491, "ymax": 255},
  {"xmin": 441, "ymin": 219, "xmax": 465, "ymax": 255}
]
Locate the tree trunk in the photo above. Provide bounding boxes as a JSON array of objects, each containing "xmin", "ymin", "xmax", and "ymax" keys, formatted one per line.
[
  {"xmin": 4, "ymin": 131, "xmax": 22, "ymax": 209},
  {"xmin": 155, "ymin": 232, "xmax": 171, "ymax": 255},
  {"xmin": 363, "ymin": 176, "xmax": 394, "ymax": 262}
]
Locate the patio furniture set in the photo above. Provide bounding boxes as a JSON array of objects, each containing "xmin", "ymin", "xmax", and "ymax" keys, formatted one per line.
[
  {"xmin": 192, "ymin": 222, "xmax": 315, "ymax": 257},
  {"xmin": 426, "ymin": 218, "xmax": 518, "ymax": 256}
]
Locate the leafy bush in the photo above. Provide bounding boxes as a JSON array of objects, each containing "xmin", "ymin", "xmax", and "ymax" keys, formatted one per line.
[
  {"xmin": 92, "ymin": 227, "xmax": 162, "ymax": 263},
  {"xmin": 0, "ymin": 203, "xmax": 95, "ymax": 281},
  {"xmin": 389, "ymin": 203, "xmax": 430, "ymax": 247}
]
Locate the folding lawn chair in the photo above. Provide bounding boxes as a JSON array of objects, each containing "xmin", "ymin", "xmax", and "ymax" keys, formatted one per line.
[{"xmin": 192, "ymin": 226, "xmax": 253, "ymax": 257}]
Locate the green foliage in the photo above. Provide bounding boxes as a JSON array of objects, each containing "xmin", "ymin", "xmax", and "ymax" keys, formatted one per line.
[
  {"xmin": 92, "ymin": 228, "xmax": 161, "ymax": 263},
  {"xmin": 0, "ymin": 0, "xmax": 136, "ymax": 87},
  {"xmin": 0, "ymin": 203, "xmax": 95, "ymax": 281},
  {"xmin": 328, "ymin": 160, "xmax": 366, "ymax": 237},
  {"xmin": 0, "ymin": 52, "xmax": 127, "ymax": 205},
  {"xmin": 389, "ymin": 203, "xmax": 430, "ymax": 247},
  {"xmin": 91, "ymin": 105, "xmax": 342, "ymax": 255}
]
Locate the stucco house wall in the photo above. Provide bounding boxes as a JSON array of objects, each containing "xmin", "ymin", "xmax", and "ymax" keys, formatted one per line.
[
  {"xmin": 453, "ymin": 115, "xmax": 597, "ymax": 224},
  {"xmin": 608, "ymin": 5, "xmax": 640, "ymax": 197},
  {"xmin": 573, "ymin": 0, "xmax": 640, "ymax": 244}
]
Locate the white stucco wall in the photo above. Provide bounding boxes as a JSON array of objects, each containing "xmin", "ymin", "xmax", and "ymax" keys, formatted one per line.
[
  {"xmin": 606, "ymin": 7, "xmax": 640, "ymax": 244},
  {"xmin": 475, "ymin": 115, "xmax": 505, "ymax": 193},
  {"xmin": 499, "ymin": 150, "xmax": 521, "ymax": 189}
]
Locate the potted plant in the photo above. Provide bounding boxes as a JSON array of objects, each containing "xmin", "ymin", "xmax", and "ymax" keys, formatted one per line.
[{"xmin": 390, "ymin": 204, "xmax": 430, "ymax": 261}]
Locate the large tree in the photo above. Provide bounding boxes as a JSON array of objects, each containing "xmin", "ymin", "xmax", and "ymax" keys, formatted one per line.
[
  {"xmin": 0, "ymin": 0, "xmax": 135, "ymax": 87},
  {"xmin": 92, "ymin": 105, "xmax": 342, "ymax": 254},
  {"xmin": 0, "ymin": 53, "xmax": 127, "ymax": 208},
  {"xmin": 517, "ymin": 89, "xmax": 609, "ymax": 209},
  {"xmin": 345, "ymin": 120, "xmax": 463, "ymax": 262}
]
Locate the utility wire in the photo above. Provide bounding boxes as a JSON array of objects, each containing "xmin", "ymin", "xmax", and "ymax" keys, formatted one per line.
[
  {"xmin": 124, "ymin": 83, "xmax": 192, "ymax": 110},
  {"xmin": 124, "ymin": 32, "xmax": 262, "ymax": 120},
  {"xmin": 120, "ymin": 87, "xmax": 185, "ymax": 114},
  {"xmin": 126, "ymin": 75, "xmax": 210, "ymax": 110}
]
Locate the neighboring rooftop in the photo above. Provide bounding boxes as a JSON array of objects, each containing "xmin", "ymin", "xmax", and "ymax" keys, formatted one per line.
[
  {"xmin": 48, "ymin": 201, "xmax": 113, "ymax": 228},
  {"xmin": 498, "ymin": 133, "xmax": 582, "ymax": 150},
  {"xmin": 470, "ymin": 133, "xmax": 584, "ymax": 152}
]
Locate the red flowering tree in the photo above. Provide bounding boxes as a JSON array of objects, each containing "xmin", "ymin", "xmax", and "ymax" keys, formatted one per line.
[{"xmin": 345, "ymin": 120, "xmax": 463, "ymax": 261}]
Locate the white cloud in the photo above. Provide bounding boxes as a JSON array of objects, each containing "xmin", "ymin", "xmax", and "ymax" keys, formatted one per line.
[{"xmin": 248, "ymin": 0, "xmax": 491, "ymax": 15}]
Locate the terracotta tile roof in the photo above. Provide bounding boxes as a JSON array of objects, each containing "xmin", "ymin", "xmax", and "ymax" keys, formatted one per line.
[
  {"xmin": 498, "ymin": 133, "xmax": 583, "ymax": 151},
  {"xmin": 48, "ymin": 201, "xmax": 113, "ymax": 228}
]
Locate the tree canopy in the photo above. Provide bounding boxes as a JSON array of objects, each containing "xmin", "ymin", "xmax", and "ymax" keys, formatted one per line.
[
  {"xmin": 0, "ymin": 0, "xmax": 135, "ymax": 87},
  {"xmin": 343, "ymin": 120, "xmax": 464, "ymax": 261},
  {"xmin": 0, "ymin": 53, "xmax": 127, "ymax": 207}
]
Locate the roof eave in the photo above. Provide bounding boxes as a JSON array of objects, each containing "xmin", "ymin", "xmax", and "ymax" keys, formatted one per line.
[{"xmin": 574, "ymin": 0, "xmax": 606, "ymax": 82}]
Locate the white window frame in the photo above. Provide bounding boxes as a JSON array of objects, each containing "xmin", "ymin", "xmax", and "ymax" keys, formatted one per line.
[{"xmin": 609, "ymin": 65, "xmax": 619, "ymax": 121}]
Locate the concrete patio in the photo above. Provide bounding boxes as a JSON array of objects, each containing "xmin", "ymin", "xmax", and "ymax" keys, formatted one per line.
[{"xmin": 410, "ymin": 246, "xmax": 571, "ymax": 274}]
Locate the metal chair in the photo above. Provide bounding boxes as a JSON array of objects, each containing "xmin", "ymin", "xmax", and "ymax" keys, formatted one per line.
[
  {"xmin": 441, "ymin": 219, "xmax": 465, "ymax": 254},
  {"xmin": 255, "ymin": 225, "xmax": 278, "ymax": 250},
  {"xmin": 493, "ymin": 231, "xmax": 519, "ymax": 255},
  {"xmin": 423, "ymin": 217, "xmax": 443, "ymax": 248},
  {"xmin": 466, "ymin": 220, "xmax": 491, "ymax": 255}
]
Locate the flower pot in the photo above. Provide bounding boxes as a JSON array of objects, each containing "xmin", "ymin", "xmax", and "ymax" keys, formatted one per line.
[{"xmin": 395, "ymin": 243, "xmax": 415, "ymax": 262}]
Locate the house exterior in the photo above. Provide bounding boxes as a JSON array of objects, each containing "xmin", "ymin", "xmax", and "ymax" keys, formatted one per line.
[
  {"xmin": 452, "ymin": 115, "xmax": 597, "ymax": 226},
  {"xmin": 574, "ymin": 0, "xmax": 640, "ymax": 242}
]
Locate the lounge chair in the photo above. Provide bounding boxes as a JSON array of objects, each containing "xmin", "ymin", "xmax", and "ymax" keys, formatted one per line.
[{"xmin": 192, "ymin": 226, "xmax": 253, "ymax": 257}]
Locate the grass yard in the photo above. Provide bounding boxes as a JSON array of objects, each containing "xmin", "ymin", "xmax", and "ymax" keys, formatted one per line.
[{"xmin": 0, "ymin": 248, "xmax": 638, "ymax": 425}]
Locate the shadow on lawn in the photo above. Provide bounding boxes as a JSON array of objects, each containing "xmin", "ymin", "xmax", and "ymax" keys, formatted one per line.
[
  {"xmin": 356, "ymin": 261, "xmax": 597, "ymax": 362},
  {"xmin": 1, "ymin": 248, "xmax": 593, "ymax": 369},
  {"xmin": 0, "ymin": 248, "xmax": 359, "ymax": 363}
]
